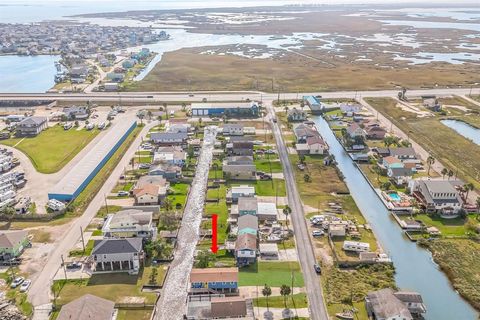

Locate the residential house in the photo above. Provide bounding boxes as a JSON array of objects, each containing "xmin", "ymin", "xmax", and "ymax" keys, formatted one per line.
[
  {"xmin": 154, "ymin": 146, "xmax": 186, "ymax": 166},
  {"xmin": 106, "ymin": 72, "xmax": 124, "ymax": 82},
  {"xmin": 294, "ymin": 123, "xmax": 319, "ymax": 143},
  {"xmin": 366, "ymin": 289, "xmax": 426, "ymax": 320},
  {"xmin": 190, "ymin": 267, "xmax": 239, "ymax": 294},
  {"xmin": 306, "ymin": 135, "xmax": 328, "ymax": 155},
  {"xmin": 167, "ymin": 123, "xmax": 191, "ymax": 134},
  {"xmin": 102, "ymin": 209, "xmax": 155, "ymax": 239},
  {"xmin": 223, "ymin": 164, "xmax": 256, "ymax": 181},
  {"xmin": 382, "ymin": 156, "xmax": 405, "ymax": 170},
  {"xmin": 374, "ymin": 147, "xmax": 391, "ymax": 158},
  {"xmin": 287, "ymin": 108, "xmax": 307, "ymax": 122},
  {"xmin": 229, "ymin": 141, "xmax": 254, "ymax": 156},
  {"xmin": 346, "ymin": 122, "xmax": 366, "ymax": 139},
  {"xmin": 409, "ymin": 180, "xmax": 463, "ymax": 217},
  {"xmin": 238, "ymin": 197, "xmax": 258, "ymax": 216},
  {"xmin": 388, "ymin": 167, "xmax": 413, "ymax": 186},
  {"xmin": 390, "ymin": 147, "xmax": 418, "ymax": 160},
  {"xmin": 57, "ymin": 294, "xmax": 115, "ymax": 320},
  {"xmin": 393, "ymin": 291, "xmax": 427, "ymax": 317},
  {"xmin": 91, "ymin": 238, "xmax": 143, "ymax": 274},
  {"xmin": 0, "ymin": 230, "xmax": 29, "ymax": 261},
  {"xmin": 132, "ymin": 184, "xmax": 163, "ymax": 205},
  {"xmin": 235, "ymin": 233, "xmax": 257, "ymax": 266},
  {"xmin": 365, "ymin": 125, "xmax": 387, "ymax": 140},
  {"xmin": 16, "ymin": 116, "xmax": 48, "ymax": 136},
  {"xmin": 150, "ymin": 132, "xmax": 188, "ymax": 146},
  {"xmin": 223, "ymin": 124, "xmax": 244, "ymax": 136},
  {"xmin": 224, "ymin": 156, "xmax": 254, "ymax": 166},
  {"xmin": 227, "ymin": 185, "xmax": 255, "ymax": 203},
  {"xmin": 340, "ymin": 103, "xmax": 363, "ymax": 116},
  {"xmin": 63, "ymin": 106, "xmax": 89, "ymax": 120},
  {"xmin": 329, "ymin": 224, "xmax": 347, "ymax": 237},
  {"xmin": 186, "ymin": 295, "xmax": 247, "ymax": 319},
  {"xmin": 149, "ymin": 163, "xmax": 182, "ymax": 181},
  {"xmin": 257, "ymin": 202, "xmax": 277, "ymax": 221},
  {"xmin": 237, "ymin": 214, "xmax": 258, "ymax": 236},
  {"xmin": 191, "ymin": 102, "xmax": 259, "ymax": 117},
  {"xmin": 122, "ymin": 59, "xmax": 137, "ymax": 69}
]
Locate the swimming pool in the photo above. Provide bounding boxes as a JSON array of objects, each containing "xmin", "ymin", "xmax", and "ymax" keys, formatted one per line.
[{"xmin": 388, "ymin": 192, "xmax": 402, "ymax": 202}]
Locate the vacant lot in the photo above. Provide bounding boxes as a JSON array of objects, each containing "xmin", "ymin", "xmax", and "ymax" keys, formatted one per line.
[
  {"xmin": 421, "ymin": 239, "xmax": 480, "ymax": 310},
  {"xmin": 53, "ymin": 273, "xmax": 157, "ymax": 307},
  {"xmin": 129, "ymin": 48, "xmax": 480, "ymax": 93},
  {"xmin": 239, "ymin": 261, "xmax": 304, "ymax": 287},
  {"xmin": 366, "ymin": 97, "xmax": 480, "ymax": 189},
  {"xmin": 254, "ymin": 293, "xmax": 308, "ymax": 309},
  {"xmin": 2, "ymin": 125, "xmax": 99, "ymax": 173}
]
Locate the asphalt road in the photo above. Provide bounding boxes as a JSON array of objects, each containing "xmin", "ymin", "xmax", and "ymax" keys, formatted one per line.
[
  {"xmin": 27, "ymin": 117, "xmax": 157, "ymax": 308},
  {"xmin": 265, "ymin": 99, "xmax": 329, "ymax": 320},
  {"xmin": 0, "ymin": 87, "xmax": 480, "ymax": 103}
]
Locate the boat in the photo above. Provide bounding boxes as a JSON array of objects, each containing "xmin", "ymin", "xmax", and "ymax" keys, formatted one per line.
[{"xmin": 335, "ymin": 310, "xmax": 354, "ymax": 320}]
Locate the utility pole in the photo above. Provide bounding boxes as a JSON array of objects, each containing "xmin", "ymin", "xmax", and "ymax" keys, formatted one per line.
[
  {"xmin": 61, "ymin": 254, "xmax": 67, "ymax": 280},
  {"xmin": 104, "ymin": 193, "xmax": 109, "ymax": 215},
  {"xmin": 80, "ymin": 226, "xmax": 85, "ymax": 252}
]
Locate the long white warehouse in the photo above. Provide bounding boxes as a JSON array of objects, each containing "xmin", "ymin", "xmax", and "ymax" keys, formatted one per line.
[{"xmin": 48, "ymin": 120, "xmax": 137, "ymax": 202}]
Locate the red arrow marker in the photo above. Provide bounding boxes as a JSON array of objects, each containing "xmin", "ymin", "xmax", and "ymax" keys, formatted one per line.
[{"xmin": 211, "ymin": 214, "xmax": 218, "ymax": 254}]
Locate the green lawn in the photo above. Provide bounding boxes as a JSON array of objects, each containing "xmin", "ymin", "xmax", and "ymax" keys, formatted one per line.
[
  {"xmin": 52, "ymin": 273, "xmax": 157, "ymax": 307},
  {"xmin": 68, "ymin": 239, "xmax": 94, "ymax": 257},
  {"xmin": 254, "ymin": 293, "xmax": 308, "ymax": 309},
  {"xmin": 413, "ymin": 214, "xmax": 469, "ymax": 236},
  {"xmin": 141, "ymin": 263, "xmax": 168, "ymax": 287},
  {"xmin": 116, "ymin": 309, "xmax": 153, "ymax": 320},
  {"xmin": 167, "ymin": 183, "xmax": 190, "ymax": 208},
  {"xmin": 255, "ymin": 159, "xmax": 283, "ymax": 173},
  {"xmin": 1, "ymin": 125, "xmax": 99, "ymax": 173},
  {"xmin": 204, "ymin": 184, "xmax": 229, "ymax": 243},
  {"xmin": 255, "ymin": 179, "xmax": 286, "ymax": 197},
  {"xmin": 239, "ymin": 262, "xmax": 304, "ymax": 287}
]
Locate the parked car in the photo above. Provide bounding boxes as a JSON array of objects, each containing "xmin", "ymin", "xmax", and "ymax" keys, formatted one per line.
[
  {"xmin": 66, "ymin": 262, "xmax": 82, "ymax": 269},
  {"xmin": 260, "ymin": 175, "xmax": 272, "ymax": 181},
  {"xmin": 139, "ymin": 163, "xmax": 151, "ymax": 169},
  {"xmin": 314, "ymin": 264, "xmax": 322, "ymax": 275},
  {"xmin": 19, "ymin": 279, "xmax": 31, "ymax": 292},
  {"xmin": 312, "ymin": 230, "xmax": 324, "ymax": 237},
  {"xmin": 117, "ymin": 191, "xmax": 129, "ymax": 197},
  {"xmin": 266, "ymin": 149, "xmax": 276, "ymax": 154},
  {"xmin": 10, "ymin": 277, "xmax": 24, "ymax": 288}
]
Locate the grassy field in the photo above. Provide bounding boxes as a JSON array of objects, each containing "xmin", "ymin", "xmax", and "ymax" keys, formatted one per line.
[
  {"xmin": 421, "ymin": 239, "xmax": 480, "ymax": 310},
  {"xmin": 228, "ymin": 179, "xmax": 286, "ymax": 197},
  {"xmin": 52, "ymin": 273, "xmax": 157, "ymax": 307},
  {"xmin": 323, "ymin": 264, "xmax": 396, "ymax": 305},
  {"xmin": 239, "ymin": 262, "xmax": 304, "ymax": 287},
  {"xmin": 365, "ymin": 97, "xmax": 480, "ymax": 189},
  {"xmin": 204, "ymin": 184, "xmax": 229, "ymax": 243},
  {"xmin": 127, "ymin": 47, "xmax": 480, "ymax": 93},
  {"xmin": 1, "ymin": 125, "xmax": 99, "ymax": 173},
  {"xmin": 116, "ymin": 309, "xmax": 153, "ymax": 320},
  {"xmin": 254, "ymin": 159, "xmax": 283, "ymax": 173},
  {"xmin": 254, "ymin": 293, "xmax": 308, "ymax": 309},
  {"xmin": 167, "ymin": 182, "xmax": 190, "ymax": 209}
]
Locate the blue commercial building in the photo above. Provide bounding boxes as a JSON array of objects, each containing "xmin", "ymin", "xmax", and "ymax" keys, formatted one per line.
[
  {"xmin": 191, "ymin": 102, "xmax": 259, "ymax": 117},
  {"xmin": 303, "ymin": 95, "xmax": 324, "ymax": 113},
  {"xmin": 48, "ymin": 120, "xmax": 137, "ymax": 202}
]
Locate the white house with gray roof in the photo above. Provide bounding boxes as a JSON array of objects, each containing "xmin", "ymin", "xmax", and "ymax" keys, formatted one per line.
[
  {"xmin": 409, "ymin": 179, "xmax": 463, "ymax": 217},
  {"xmin": 102, "ymin": 209, "xmax": 155, "ymax": 239},
  {"xmin": 16, "ymin": 116, "xmax": 47, "ymax": 136},
  {"xmin": 91, "ymin": 238, "xmax": 143, "ymax": 274}
]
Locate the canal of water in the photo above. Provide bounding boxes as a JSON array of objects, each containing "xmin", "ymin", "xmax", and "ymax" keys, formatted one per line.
[
  {"xmin": 312, "ymin": 115, "xmax": 477, "ymax": 320},
  {"xmin": 156, "ymin": 126, "xmax": 217, "ymax": 320},
  {"xmin": 441, "ymin": 119, "xmax": 480, "ymax": 146}
]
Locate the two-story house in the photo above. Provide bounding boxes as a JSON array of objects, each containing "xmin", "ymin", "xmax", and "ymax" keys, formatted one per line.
[
  {"xmin": 409, "ymin": 180, "xmax": 463, "ymax": 217},
  {"xmin": 189, "ymin": 267, "xmax": 239, "ymax": 294},
  {"xmin": 91, "ymin": 238, "xmax": 143, "ymax": 274},
  {"xmin": 102, "ymin": 209, "xmax": 155, "ymax": 239},
  {"xmin": 16, "ymin": 116, "xmax": 48, "ymax": 136}
]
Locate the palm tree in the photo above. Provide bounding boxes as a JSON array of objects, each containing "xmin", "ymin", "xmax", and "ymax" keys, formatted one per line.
[
  {"xmin": 476, "ymin": 197, "xmax": 480, "ymax": 217},
  {"xmin": 283, "ymin": 205, "xmax": 292, "ymax": 231},
  {"xmin": 441, "ymin": 168, "xmax": 448, "ymax": 180},
  {"xmin": 426, "ymin": 156, "xmax": 435, "ymax": 177},
  {"xmin": 262, "ymin": 284, "xmax": 272, "ymax": 311},
  {"xmin": 284, "ymin": 106, "xmax": 289, "ymax": 114},
  {"xmin": 303, "ymin": 174, "xmax": 311, "ymax": 183},
  {"xmin": 463, "ymin": 183, "xmax": 474, "ymax": 200},
  {"xmin": 280, "ymin": 284, "xmax": 291, "ymax": 308},
  {"xmin": 447, "ymin": 169, "xmax": 454, "ymax": 180}
]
